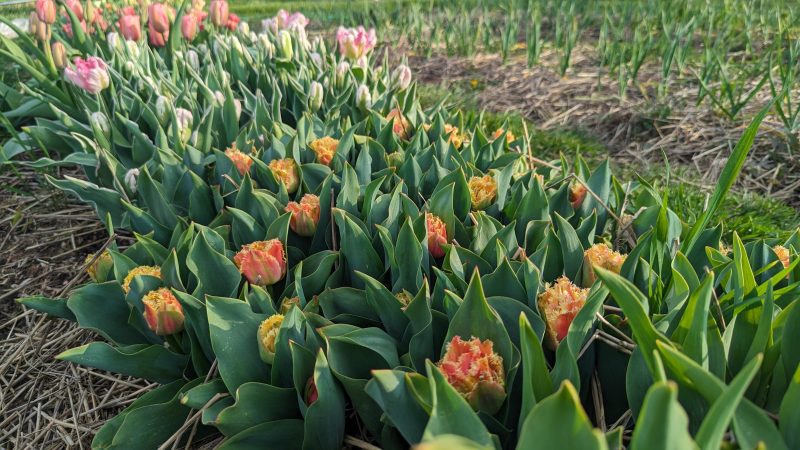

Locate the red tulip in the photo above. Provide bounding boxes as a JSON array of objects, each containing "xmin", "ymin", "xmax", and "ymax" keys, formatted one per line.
[
  {"xmin": 234, "ymin": 240, "xmax": 286, "ymax": 287},
  {"xmin": 142, "ymin": 288, "xmax": 185, "ymax": 335},
  {"xmin": 426, "ymin": 213, "xmax": 448, "ymax": 258}
]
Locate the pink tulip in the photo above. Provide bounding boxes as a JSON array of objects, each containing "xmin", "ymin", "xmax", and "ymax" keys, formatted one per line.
[
  {"xmin": 64, "ymin": 0, "xmax": 84, "ymax": 21},
  {"xmin": 181, "ymin": 13, "xmax": 198, "ymax": 41},
  {"xmin": 64, "ymin": 56, "xmax": 109, "ymax": 94},
  {"xmin": 61, "ymin": 20, "xmax": 87, "ymax": 38},
  {"xmin": 148, "ymin": 21, "xmax": 168, "ymax": 47},
  {"xmin": 234, "ymin": 240, "xmax": 286, "ymax": 287},
  {"xmin": 35, "ymin": 0, "xmax": 56, "ymax": 24},
  {"xmin": 117, "ymin": 14, "xmax": 141, "ymax": 41},
  {"xmin": 336, "ymin": 26, "xmax": 376, "ymax": 59},
  {"xmin": 147, "ymin": 3, "xmax": 170, "ymax": 34},
  {"xmin": 121, "ymin": 6, "xmax": 136, "ymax": 16},
  {"xmin": 225, "ymin": 12, "xmax": 240, "ymax": 31},
  {"xmin": 262, "ymin": 9, "xmax": 308, "ymax": 33},
  {"xmin": 209, "ymin": 0, "xmax": 228, "ymax": 27}
]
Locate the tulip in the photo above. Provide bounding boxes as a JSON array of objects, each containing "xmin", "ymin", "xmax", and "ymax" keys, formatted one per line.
[
  {"xmin": 468, "ymin": 175, "xmax": 497, "ymax": 210},
  {"xmin": 90, "ymin": 111, "xmax": 110, "ymax": 139},
  {"xmin": 185, "ymin": 49, "xmax": 199, "ymax": 70},
  {"xmin": 491, "ymin": 128, "xmax": 516, "ymax": 144},
  {"xmin": 308, "ymin": 81, "xmax": 323, "ymax": 112},
  {"xmin": 51, "ymin": 41, "xmax": 67, "ymax": 69},
  {"xmin": 335, "ymin": 25, "xmax": 376, "ymax": 59},
  {"xmin": 225, "ymin": 146, "xmax": 252, "ymax": 175},
  {"xmin": 29, "ymin": 13, "xmax": 50, "ymax": 42},
  {"xmin": 147, "ymin": 3, "xmax": 170, "ymax": 34},
  {"xmin": 582, "ymin": 244, "xmax": 626, "ymax": 287},
  {"xmin": 386, "ymin": 108, "xmax": 411, "ymax": 140},
  {"xmin": 209, "ymin": 0, "xmax": 229, "ymax": 27},
  {"xmin": 305, "ymin": 376, "xmax": 318, "ymax": 405},
  {"xmin": 442, "ymin": 124, "xmax": 467, "ymax": 149},
  {"xmin": 538, "ymin": 277, "xmax": 589, "ymax": 350},
  {"xmin": 124, "ymin": 168, "xmax": 140, "ymax": 193},
  {"xmin": 570, "ymin": 182, "xmax": 587, "ymax": 209},
  {"xmin": 277, "ymin": 30, "xmax": 293, "ymax": 59},
  {"xmin": 335, "ymin": 61, "xmax": 349, "ymax": 86},
  {"xmin": 437, "ymin": 336, "xmax": 506, "ymax": 414},
  {"xmin": 262, "ymin": 9, "xmax": 309, "ymax": 33},
  {"xmin": 121, "ymin": 6, "xmax": 136, "ymax": 16},
  {"xmin": 394, "ymin": 290, "xmax": 412, "ymax": 309},
  {"xmin": 234, "ymin": 239, "xmax": 287, "ymax": 287},
  {"xmin": 180, "ymin": 13, "xmax": 198, "ymax": 41},
  {"xmin": 64, "ymin": 56, "xmax": 110, "ymax": 94},
  {"xmin": 148, "ymin": 22, "xmax": 168, "ymax": 47},
  {"xmin": 279, "ymin": 297, "xmax": 300, "ymax": 314},
  {"xmin": 175, "ymin": 108, "xmax": 193, "ymax": 142},
  {"xmin": 774, "ymin": 245, "xmax": 791, "ymax": 269},
  {"xmin": 309, "ymin": 51, "xmax": 323, "ymax": 67},
  {"xmin": 155, "ymin": 96, "xmax": 170, "ymax": 124},
  {"xmin": 85, "ymin": 250, "xmax": 113, "ymax": 282},
  {"xmin": 356, "ymin": 84, "xmax": 371, "ymax": 110},
  {"xmin": 308, "ymin": 136, "xmax": 338, "ymax": 166},
  {"xmin": 61, "ymin": 20, "xmax": 86, "ymax": 39},
  {"xmin": 64, "ymin": 0, "xmax": 84, "ymax": 21},
  {"xmin": 392, "ymin": 64, "xmax": 412, "ymax": 89},
  {"xmin": 257, "ymin": 313, "xmax": 284, "ymax": 363},
  {"xmin": 268, "ymin": 158, "xmax": 299, "ymax": 193},
  {"xmin": 36, "ymin": 0, "xmax": 56, "ymax": 24},
  {"xmin": 142, "ymin": 288, "xmax": 184, "ymax": 335},
  {"xmin": 285, "ymin": 194, "xmax": 320, "ymax": 237},
  {"xmin": 426, "ymin": 213, "xmax": 448, "ymax": 259},
  {"xmin": 122, "ymin": 265, "xmax": 162, "ymax": 294},
  {"xmin": 225, "ymin": 13, "xmax": 240, "ymax": 31}
]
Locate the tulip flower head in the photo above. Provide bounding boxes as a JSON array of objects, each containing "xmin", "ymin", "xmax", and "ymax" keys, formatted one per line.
[
  {"xmin": 142, "ymin": 288, "xmax": 184, "ymax": 335},
  {"xmin": 437, "ymin": 336, "xmax": 506, "ymax": 414},
  {"xmin": 64, "ymin": 56, "xmax": 110, "ymax": 94},
  {"xmin": 225, "ymin": 146, "xmax": 252, "ymax": 176},
  {"xmin": 36, "ymin": 0, "xmax": 56, "ymax": 24},
  {"xmin": 279, "ymin": 296, "xmax": 301, "ymax": 314},
  {"xmin": 538, "ymin": 277, "xmax": 589, "ymax": 350},
  {"xmin": 305, "ymin": 376, "xmax": 318, "ymax": 405},
  {"xmin": 308, "ymin": 81, "xmax": 324, "ymax": 112},
  {"xmin": 29, "ymin": 12, "xmax": 50, "ymax": 42},
  {"xmin": 468, "ymin": 175, "xmax": 497, "ymax": 210},
  {"xmin": 64, "ymin": 0, "xmax": 84, "ymax": 21},
  {"xmin": 147, "ymin": 3, "xmax": 171, "ymax": 34},
  {"xmin": 234, "ymin": 239, "xmax": 287, "ymax": 287},
  {"xmin": 386, "ymin": 109, "xmax": 411, "ymax": 140},
  {"xmin": 491, "ymin": 128, "xmax": 516, "ymax": 144},
  {"xmin": 181, "ymin": 13, "xmax": 198, "ymax": 41},
  {"xmin": 356, "ymin": 84, "xmax": 372, "ymax": 110},
  {"xmin": 51, "ymin": 41, "xmax": 67, "ymax": 69},
  {"xmin": 309, "ymin": 137, "xmax": 338, "ymax": 166},
  {"xmin": 209, "ymin": 0, "xmax": 229, "ymax": 27},
  {"xmin": 285, "ymin": 194, "xmax": 320, "ymax": 237},
  {"xmin": 570, "ymin": 182, "xmax": 588, "ymax": 209},
  {"xmin": 426, "ymin": 213, "xmax": 448, "ymax": 259},
  {"xmin": 257, "ymin": 314, "xmax": 284, "ymax": 363},
  {"xmin": 175, "ymin": 108, "xmax": 193, "ymax": 142},
  {"xmin": 268, "ymin": 158, "xmax": 300, "ymax": 193},
  {"xmin": 394, "ymin": 290, "xmax": 412, "ymax": 309},
  {"xmin": 118, "ymin": 15, "xmax": 143, "ymax": 41},
  {"xmin": 85, "ymin": 250, "xmax": 113, "ymax": 282},
  {"xmin": 774, "ymin": 245, "xmax": 791, "ymax": 269},
  {"xmin": 278, "ymin": 29, "xmax": 293, "ymax": 59},
  {"xmin": 122, "ymin": 265, "xmax": 162, "ymax": 294},
  {"xmin": 392, "ymin": 64, "xmax": 412, "ymax": 89},
  {"xmin": 582, "ymin": 244, "xmax": 627, "ymax": 287},
  {"xmin": 262, "ymin": 9, "xmax": 309, "ymax": 33},
  {"xmin": 336, "ymin": 26, "xmax": 376, "ymax": 59}
]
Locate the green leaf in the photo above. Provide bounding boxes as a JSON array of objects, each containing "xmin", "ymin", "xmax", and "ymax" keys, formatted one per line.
[
  {"xmin": 67, "ymin": 282, "xmax": 145, "ymax": 345},
  {"xmin": 365, "ymin": 370, "xmax": 429, "ymax": 445},
  {"xmin": 216, "ymin": 382, "xmax": 300, "ymax": 436},
  {"xmin": 629, "ymin": 381, "xmax": 697, "ymax": 450},
  {"xmin": 187, "ymin": 229, "xmax": 241, "ymax": 299},
  {"xmin": 218, "ymin": 419, "xmax": 304, "ymax": 450},
  {"xmin": 303, "ymin": 350, "xmax": 346, "ymax": 450},
  {"xmin": 518, "ymin": 313, "xmax": 554, "ymax": 430},
  {"xmin": 780, "ymin": 365, "xmax": 800, "ymax": 449},
  {"xmin": 57, "ymin": 342, "xmax": 187, "ymax": 383},
  {"xmin": 332, "ymin": 209, "xmax": 383, "ymax": 288},
  {"xmin": 17, "ymin": 295, "xmax": 75, "ymax": 321}
]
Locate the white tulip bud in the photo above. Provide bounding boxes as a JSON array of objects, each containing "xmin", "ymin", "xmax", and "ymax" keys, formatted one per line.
[
  {"xmin": 356, "ymin": 84, "xmax": 371, "ymax": 110},
  {"xmin": 309, "ymin": 81, "xmax": 323, "ymax": 112},
  {"xmin": 155, "ymin": 96, "xmax": 170, "ymax": 125},
  {"xmin": 392, "ymin": 64, "xmax": 412, "ymax": 90},
  {"xmin": 278, "ymin": 30, "xmax": 293, "ymax": 59},
  {"xmin": 90, "ymin": 111, "xmax": 110, "ymax": 139},
  {"xmin": 124, "ymin": 168, "xmax": 140, "ymax": 193}
]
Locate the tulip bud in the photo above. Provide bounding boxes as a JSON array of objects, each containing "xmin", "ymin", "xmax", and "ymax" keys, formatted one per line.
[
  {"xmin": 308, "ymin": 81, "xmax": 323, "ymax": 112},
  {"xmin": 181, "ymin": 13, "xmax": 198, "ymax": 41},
  {"xmin": 122, "ymin": 265, "xmax": 162, "ymax": 294},
  {"xmin": 582, "ymin": 244, "xmax": 626, "ymax": 288},
  {"xmin": 437, "ymin": 336, "xmax": 506, "ymax": 414},
  {"xmin": 538, "ymin": 277, "xmax": 588, "ymax": 350},
  {"xmin": 570, "ymin": 182, "xmax": 587, "ymax": 209},
  {"xmin": 142, "ymin": 288, "xmax": 185, "ymax": 335},
  {"xmin": 774, "ymin": 245, "xmax": 791, "ymax": 269},
  {"xmin": 278, "ymin": 30, "xmax": 293, "ymax": 59},
  {"xmin": 30, "ymin": 12, "xmax": 51, "ymax": 42},
  {"xmin": 356, "ymin": 84, "xmax": 371, "ymax": 110},
  {"xmin": 258, "ymin": 33, "xmax": 275, "ymax": 57},
  {"xmin": 124, "ymin": 168, "xmax": 139, "ymax": 193},
  {"xmin": 85, "ymin": 250, "xmax": 113, "ymax": 282},
  {"xmin": 51, "ymin": 41, "xmax": 67, "ymax": 69},
  {"xmin": 90, "ymin": 111, "xmax": 110, "ymax": 139},
  {"xmin": 386, "ymin": 108, "xmax": 411, "ymax": 140},
  {"xmin": 394, "ymin": 290, "xmax": 412, "ymax": 309},
  {"xmin": 426, "ymin": 213, "xmax": 448, "ymax": 259},
  {"xmin": 210, "ymin": 0, "xmax": 229, "ymax": 26},
  {"xmin": 185, "ymin": 49, "xmax": 199, "ymax": 70},
  {"xmin": 106, "ymin": 31, "xmax": 120, "ymax": 49},
  {"xmin": 386, "ymin": 150, "xmax": 404, "ymax": 170},
  {"xmin": 335, "ymin": 61, "xmax": 350, "ymax": 87},
  {"xmin": 279, "ymin": 296, "xmax": 300, "ymax": 314},
  {"xmin": 468, "ymin": 175, "xmax": 497, "ymax": 210},
  {"xmin": 147, "ymin": 3, "xmax": 171, "ymax": 34},
  {"xmin": 257, "ymin": 314, "xmax": 283, "ymax": 363},
  {"xmin": 285, "ymin": 194, "xmax": 320, "ymax": 237},
  {"xmin": 305, "ymin": 376, "xmax": 318, "ymax": 405},
  {"xmin": 238, "ymin": 21, "xmax": 249, "ymax": 34},
  {"xmin": 308, "ymin": 136, "xmax": 338, "ymax": 166},
  {"xmin": 233, "ymin": 98, "xmax": 242, "ymax": 120},
  {"xmin": 268, "ymin": 158, "xmax": 299, "ymax": 193},
  {"xmin": 234, "ymin": 239, "xmax": 287, "ymax": 287},
  {"xmin": 224, "ymin": 146, "xmax": 252, "ymax": 175},
  {"xmin": 175, "ymin": 108, "xmax": 193, "ymax": 143},
  {"xmin": 154, "ymin": 96, "xmax": 170, "ymax": 124},
  {"xmin": 124, "ymin": 39, "xmax": 140, "ymax": 59},
  {"xmin": 392, "ymin": 64, "xmax": 412, "ymax": 90},
  {"xmin": 36, "ymin": 0, "xmax": 56, "ymax": 24},
  {"xmin": 491, "ymin": 128, "xmax": 516, "ymax": 144}
]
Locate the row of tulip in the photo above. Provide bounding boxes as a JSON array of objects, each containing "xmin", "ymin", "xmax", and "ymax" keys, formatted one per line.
[{"xmin": 4, "ymin": 1, "xmax": 800, "ymax": 449}]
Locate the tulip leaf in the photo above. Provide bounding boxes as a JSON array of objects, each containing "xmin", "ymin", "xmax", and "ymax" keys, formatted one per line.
[
  {"xmin": 780, "ymin": 365, "xmax": 800, "ymax": 449},
  {"xmin": 303, "ymin": 350, "xmax": 346, "ymax": 450},
  {"xmin": 216, "ymin": 382, "xmax": 300, "ymax": 436},
  {"xmin": 218, "ymin": 419, "xmax": 305, "ymax": 450},
  {"xmin": 187, "ymin": 229, "xmax": 241, "ymax": 299},
  {"xmin": 365, "ymin": 370, "xmax": 429, "ymax": 445},
  {"xmin": 57, "ymin": 342, "xmax": 187, "ymax": 383},
  {"xmin": 629, "ymin": 381, "xmax": 696, "ymax": 450},
  {"xmin": 518, "ymin": 313, "xmax": 555, "ymax": 430},
  {"xmin": 17, "ymin": 295, "xmax": 75, "ymax": 321},
  {"xmin": 332, "ymin": 209, "xmax": 383, "ymax": 288}
]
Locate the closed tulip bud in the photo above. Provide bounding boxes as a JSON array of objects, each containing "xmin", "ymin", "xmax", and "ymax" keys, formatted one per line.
[
  {"xmin": 124, "ymin": 39, "xmax": 140, "ymax": 59},
  {"xmin": 268, "ymin": 158, "xmax": 299, "ymax": 193},
  {"xmin": 142, "ymin": 288, "xmax": 184, "ymax": 335},
  {"xmin": 308, "ymin": 81, "xmax": 323, "ymax": 112},
  {"xmin": 308, "ymin": 136, "xmax": 338, "ymax": 166},
  {"xmin": 285, "ymin": 194, "xmax": 320, "ymax": 237},
  {"xmin": 386, "ymin": 150, "xmax": 404, "ymax": 170},
  {"xmin": 305, "ymin": 376, "xmax": 318, "ymax": 405},
  {"xmin": 51, "ymin": 41, "xmax": 67, "ymax": 69},
  {"xmin": 64, "ymin": 0, "xmax": 84, "ymax": 21},
  {"xmin": 122, "ymin": 265, "xmax": 162, "ymax": 294},
  {"xmin": 257, "ymin": 313, "xmax": 283, "ymax": 363},
  {"xmin": 258, "ymin": 33, "xmax": 275, "ymax": 57},
  {"xmin": 185, "ymin": 49, "xmax": 199, "ymax": 70},
  {"xmin": 147, "ymin": 3, "xmax": 170, "ymax": 34},
  {"xmin": 392, "ymin": 64, "xmax": 412, "ymax": 90},
  {"xmin": 234, "ymin": 239, "xmax": 286, "ymax": 287},
  {"xmin": 309, "ymin": 51, "xmax": 323, "ymax": 67},
  {"xmin": 155, "ymin": 96, "xmax": 169, "ymax": 124},
  {"xmin": 582, "ymin": 244, "xmax": 626, "ymax": 287},
  {"xmin": 225, "ymin": 146, "xmax": 252, "ymax": 175},
  {"xmin": 117, "ymin": 13, "xmax": 141, "ymax": 41},
  {"xmin": 438, "ymin": 336, "xmax": 505, "ymax": 414},
  {"xmin": 175, "ymin": 108, "xmax": 193, "ymax": 142},
  {"xmin": 181, "ymin": 13, "xmax": 198, "ymax": 41},
  {"xmin": 29, "ymin": 13, "xmax": 50, "ymax": 42},
  {"xmin": 394, "ymin": 290, "xmax": 412, "ymax": 309},
  {"xmin": 233, "ymin": 98, "xmax": 242, "ymax": 120},
  {"xmin": 279, "ymin": 296, "xmax": 300, "ymax": 314},
  {"xmin": 124, "ymin": 168, "xmax": 139, "ymax": 193},
  {"xmin": 335, "ymin": 61, "xmax": 349, "ymax": 86},
  {"xmin": 278, "ymin": 30, "xmax": 293, "ymax": 59},
  {"xmin": 106, "ymin": 31, "xmax": 119, "ymax": 48},
  {"xmin": 90, "ymin": 111, "xmax": 110, "ymax": 139},
  {"xmin": 538, "ymin": 277, "xmax": 588, "ymax": 350},
  {"xmin": 85, "ymin": 250, "xmax": 113, "ymax": 282},
  {"xmin": 468, "ymin": 175, "xmax": 497, "ymax": 210},
  {"xmin": 356, "ymin": 84, "xmax": 371, "ymax": 110},
  {"xmin": 386, "ymin": 108, "xmax": 411, "ymax": 140},
  {"xmin": 570, "ymin": 182, "xmax": 587, "ymax": 209},
  {"xmin": 238, "ymin": 21, "xmax": 249, "ymax": 34},
  {"xmin": 36, "ymin": 0, "xmax": 56, "ymax": 24},
  {"xmin": 774, "ymin": 245, "xmax": 791, "ymax": 269},
  {"xmin": 426, "ymin": 213, "xmax": 448, "ymax": 259}
]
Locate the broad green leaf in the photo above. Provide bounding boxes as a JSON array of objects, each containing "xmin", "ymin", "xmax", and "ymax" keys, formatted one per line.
[{"xmin": 629, "ymin": 381, "xmax": 697, "ymax": 450}]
